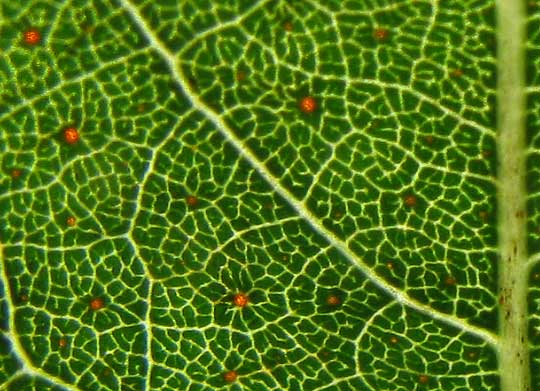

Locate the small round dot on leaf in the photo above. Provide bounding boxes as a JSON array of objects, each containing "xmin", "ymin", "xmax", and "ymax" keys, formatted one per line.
[
  {"xmin": 186, "ymin": 195, "xmax": 198, "ymax": 207},
  {"xmin": 90, "ymin": 297, "xmax": 105, "ymax": 311},
  {"xmin": 10, "ymin": 168, "xmax": 22, "ymax": 178},
  {"xmin": 479, "ymin": 211, "xmax": 488, "ymax": 221},
  {"xmin": 63, "ymin": 127, "xmax": 80, "ymax": 145},
  {"xmin": 450, "ymin": 68, "xmax": 464, "ymax": 77},
  {"xmin": 66, "ymin": 216, "xmax": 76, "ymax": 226},
  {"xmin": 233, "ymin": 293, "xmax": 249, "ymax": 308},
  {"xmin": 236, "ymin": 71, "xmax": 246, "ymax": 81},
  {"xmin": 59, "ymin": 337, "xmax": 68, "ymax": 347},
  {"xmin": 373, "ymin": 27, "xmax": 389, "ymax": 41},
  {"xmin": 326, "ymin": 295, "xmax": 341, "ymax": 306},
  {"xmin": 390, "ymin": 336, "xmax": 398, "ymax": 344},
  {"xmin": 404, "ymin": 195, "xmax": 417, "ymax": 207},
  {"xmin": 284, "ymin": 21, "xmax": 293, "ymax": 32},
  {"xmin": 299, "ymin": 96, "xmax": 317, "ymax": 114},
  {"xmin": 424, "ymin": 135, "xmax": 434, "ymax": 145},
  {"xmin": 418, "ymin": 375, "xmax": 429, "ymax": 384},
  {"xmin": 386, "ymin": 262, "xmax": 394, "ymax": 269},
  {"xmin": 23, "ymin": 28, "xmax": 41, "ymax": 45},
  {"xmin": 444, "ymin": 276, "xmax": 456, "ymax": 286},
  {"xmin": 223, "ymin": 370, "xmax": 238, "ymax": 383}
]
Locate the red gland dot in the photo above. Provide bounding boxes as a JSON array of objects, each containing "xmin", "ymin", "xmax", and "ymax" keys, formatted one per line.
[
  {"xmin": 390, "ymin": 336, "xmax": 398, "ymax": 344},
  {"xmin": 299, "ymin": 96, "xmax": 317, "ymax": 113},
  {"xmin": 186, "ymin": 195, "xmax": 198, "ymax": 207},
  {"xmin": 90, "ymin": 297, "xmax": 105, "ymax": 311},
  {"xmin": 66, "ymin": 216, "xmax": 76, "ymax": 226},
  {"xmin": 326, "ymin": 295, "xmax": 341, "ymax": 306},
  {"xmin": 445, "ymin": 276, "xmax": 456, "ymax": 286},
  {"xmin": 450, "ymin": 68, "xmax": 463, "ymax": 77},
  {"xmin": 283, "ymin": 21, "xmax": 293, "ymax": 32},
  {"xmin": 236, "ymin": 70, "xmax": 246, "ymax": 81},
  {"xmin": 23, "ymin": 28, "xmax": 41, "ymax": 45},
  {"xmin": 418, "ymin": 375, "xmax": 429, "ymax": 384},
  {"xmin": 223, "ymin": 370, "xmax": 238, "ymax": 383},
  {"xmin": 63, "ymin": 127, "xmax": 80, "ymax": 144},
  {"xmin": 10, "ymin": 168, "xmax": 22, "ymax": 178},
  {"xmin": 233, "ymin": 293, "xmax": 249, "ymax": 308},
  {"xmin": 58, "ymin": 337, "xmax": 67, "ymax": 347},
  {"xmin": 404, "ymin": 194, "xmax": 417, "ymax": 207},
  {"xmin": 373, "ymin": 27, "xmax": 389, "ymax": 41}
]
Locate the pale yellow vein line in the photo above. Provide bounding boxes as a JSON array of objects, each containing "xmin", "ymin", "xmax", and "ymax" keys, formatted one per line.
[
  {"xmin": 119, "ymin": 0, "xmax": 498, "ymax": 347},
  {"xmin": 0, "ymin": 48, "xmax": 148, "ymax": 126},
  {"xmin": 178, "ymin": 0, "xmax": 274, "ymax": 56},
  {"xmin": 0, "ymin": 244, "xmax": 83, "ymax": 391}
]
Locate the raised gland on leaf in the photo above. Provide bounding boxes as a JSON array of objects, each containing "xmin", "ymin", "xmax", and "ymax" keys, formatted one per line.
[
  {"xmin": 299, "ymin": 96, "xmax": 317, "ymax": 113},
  {"xmin": 10, "ymin": 168, "xmax": 22, "ymax": 179},
  {"xmin": 326, "ymin": 294, "xmax": 341, "ymax": 306},
  {"xmin": 23, "ymin": 28, "xmax": 41, "ymax": 45},
  {"xmin": 63, "ymin": 127, "xmax": 80, "ymax": 145},
  {"xmin": 66, "ymin": 216, "xmax": 76, "ymax": 227},
  {"xmin": 89, "ymin": 297, "xmax": 105, "ymax": 311},
  {"xmin": 232, "ymin": 292, "xmax": 249, "ymax": 308},
  {"xmin": 186, "ymin": 195, "xmax": 198, "ymax": 207},
  {"xmin": 223, "ymin": 370, "xmax": 238, "ymax": 383}
]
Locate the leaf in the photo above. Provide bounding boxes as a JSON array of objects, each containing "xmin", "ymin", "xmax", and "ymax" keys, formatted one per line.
[{"xmin": 0, "ymin": 0, "xmax": 536, "ymax": 390}]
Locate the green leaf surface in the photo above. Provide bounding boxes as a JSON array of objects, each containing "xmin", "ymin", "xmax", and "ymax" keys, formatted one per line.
[{"xmin": 0, "ymin": 0, "xmax": 536, "ymax": 390}]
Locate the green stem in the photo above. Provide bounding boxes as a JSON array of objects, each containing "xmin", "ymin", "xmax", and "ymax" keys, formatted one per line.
[{"xmin": 496, "ymin": 1, "xmax": 530, "ymax": 391}]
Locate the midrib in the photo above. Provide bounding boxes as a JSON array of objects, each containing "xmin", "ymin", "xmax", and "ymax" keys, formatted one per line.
[{"xmin": 496, "ymin": 0, "xmax": 530, "ymax": 390}]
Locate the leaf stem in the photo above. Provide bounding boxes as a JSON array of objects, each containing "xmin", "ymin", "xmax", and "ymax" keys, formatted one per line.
[{"xmin": 496, "ymin": 0, "xmax": 530, "ymax": 390}]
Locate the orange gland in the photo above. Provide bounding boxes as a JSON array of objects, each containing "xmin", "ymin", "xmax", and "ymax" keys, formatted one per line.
[
  {"xmin": 299, "ymin": 96, "xmax": 317, "ymax": 113},
  {"xmin": 390, "ymin": 336, "xmax": 398, "ymax": 344},
  {"xmin": 236, "ymin": 70, "xmax": 246, "ymax": 81},
  {"xmin": 63, "ymin": 127, "xmax": 80, "ymax": 144},
  {"xmin": 58, "ymin": 337, "xmax": 68, "ymax": 347},
  {"xmin": 418, "ymin": 374, "xmax": 429, "ymax": 384},
  {"xmin": 326, "ymin": 295, "xmax": 341, "ymax": 306},
  {"xmin": 66, "ymin": 216, "xmax": 76, "ymax": 226},
  {"xmin": 450, "ymin": 68, "xmax": 463, "ymax": 77},
  {"xmin": 404, "ymin": 194, "xmax": 417, "ymax": 207},
  {"xmin": 444, "ymin": 276, "xmax": 456, "ymax": 286},
  {"xmin": 233, "ymin": 293, "xmax": 249, "ymax": 308},
  {"xmin": 283, "ymin": 21, "xmax": 293, "ymax": 32},
  {"xmin": 223, "ymin": 370, "xmax": 238, "ymax": 383},
  {"xmin": 186, "ymin": 195, "xmax": 198, "ymax": 207},
  {"xmin": 89, "ymin": 297, "xmax": 105, "ymax": 311},
  {"xmin": 10, "ymin": 168, "xmax": 22, "ymax": 178},
  {"xmin": 373, "ymin": 27, "xmax": 389, "ymax": 41},
  {"xmin": 23, "ymin": 28, "xmax": 41, "ymax": 45}
]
